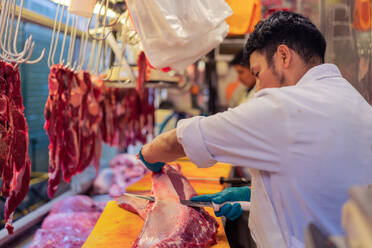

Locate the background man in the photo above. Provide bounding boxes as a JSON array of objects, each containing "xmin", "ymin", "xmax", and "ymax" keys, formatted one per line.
[{"xmin": 226, "ymin": 50, "xmax": 257, "ymax": 107}]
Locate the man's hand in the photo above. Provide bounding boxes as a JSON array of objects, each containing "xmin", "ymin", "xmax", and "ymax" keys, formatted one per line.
[
  {"xmin": 137, "ymin": 147, "xmax": 165, "ymax": 172},
  {"xmin": 191, "ymin": 186, "xmax": 251, "ymax": 220},
  {"xmin": 137, "ymin": 129, "xmax": 186, "ymax": 165}
]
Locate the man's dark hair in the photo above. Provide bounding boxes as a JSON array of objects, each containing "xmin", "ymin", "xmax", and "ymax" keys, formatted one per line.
[
  {"xmin": 244, "ymin": 11, "xmax": 326, "ymax": 68},
  {"xmin": 229, "ymin": 50, "xmax": 248, "ymax": 67}
]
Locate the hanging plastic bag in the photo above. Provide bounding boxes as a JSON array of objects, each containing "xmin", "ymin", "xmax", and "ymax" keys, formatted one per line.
[{"xmin": 125, "ymin": 0, "xmax": 232, "ymax": 71}]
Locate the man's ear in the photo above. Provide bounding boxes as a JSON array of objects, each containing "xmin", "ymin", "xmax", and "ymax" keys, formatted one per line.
[{"xmin": 276, "ymin": 45, "xmax": 291, "ymax": 69}]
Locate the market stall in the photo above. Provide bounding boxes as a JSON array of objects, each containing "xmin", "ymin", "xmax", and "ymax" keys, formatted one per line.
[{"xmin": 0, "ymin": 0, "xmax": 371, "ymax": 248}]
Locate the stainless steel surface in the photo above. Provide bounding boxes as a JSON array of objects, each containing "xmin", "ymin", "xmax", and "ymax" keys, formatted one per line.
[{"xmin": 187, "ymin": 177, "xmax": 219, "ymax": 181}]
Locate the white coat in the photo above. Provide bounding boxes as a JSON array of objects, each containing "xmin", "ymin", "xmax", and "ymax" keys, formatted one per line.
[{"xmin": 176, "ymin": 64, "xmax": 372, "ymax": 247}]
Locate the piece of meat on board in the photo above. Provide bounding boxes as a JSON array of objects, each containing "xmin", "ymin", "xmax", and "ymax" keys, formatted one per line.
[
  {"xmin": 116, "ymin": 191, "xmax": 152, "ymax": 220},
  {"xmin": 119, "ymin": 164, "xmax": 219, "ymax": 248}
]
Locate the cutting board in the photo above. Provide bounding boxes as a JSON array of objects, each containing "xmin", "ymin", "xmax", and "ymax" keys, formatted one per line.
[
  {"xmin": 126, "ymin": 161, "xmax": 232, "ymax": 195},
  {"xmin": 83, "ymin": 200, "xmax": 230, "ymax": 247}
]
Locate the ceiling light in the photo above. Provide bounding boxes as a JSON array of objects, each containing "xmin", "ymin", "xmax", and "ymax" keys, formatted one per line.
[{"xmin": 50, "ymin": 0, "xmax": 118, "ymax": 19}]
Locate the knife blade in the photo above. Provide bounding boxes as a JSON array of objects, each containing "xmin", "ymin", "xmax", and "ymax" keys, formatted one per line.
[
  {"xmin": 122, "ymin": 192, "xmax": 155, "ymax": 202},
  {"xmin": 180, "ymin": 199, "xmax": 251, "ymax": 211},
  {"xmin": 121, "ymin": 193, "xmax": 251, "ymax": 212}
]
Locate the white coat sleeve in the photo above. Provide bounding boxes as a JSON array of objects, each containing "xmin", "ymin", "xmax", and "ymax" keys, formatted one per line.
[{"xmin": 176, "ymin": 92, "xmax": 290, "ymax": 172}]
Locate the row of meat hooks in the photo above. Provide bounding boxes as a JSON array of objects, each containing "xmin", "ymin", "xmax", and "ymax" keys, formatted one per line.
[
  {"xmin": 0, "ymin": 0, "xmax": 45, "ymax": 68},
  {"xmin": 47, "ymin": 0, "xmax": 133, "ymax": 83}
]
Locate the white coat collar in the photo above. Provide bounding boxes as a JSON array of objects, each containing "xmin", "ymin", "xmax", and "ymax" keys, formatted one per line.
[{"xmin": 296, "ymin": 63, "xmax": 342, "ymax": 86}]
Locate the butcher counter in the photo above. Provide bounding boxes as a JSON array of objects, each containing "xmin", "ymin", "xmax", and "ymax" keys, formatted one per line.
[{"xmin": 83, "ymin": 159, "xmax": 232, "ymax": 247}]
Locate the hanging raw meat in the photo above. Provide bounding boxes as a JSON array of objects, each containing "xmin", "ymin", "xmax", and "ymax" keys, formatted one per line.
[
  {"xmin": 0, "ymin": 61, "xmax": 31, "ymax": 234},
  {"xmin": 44, "ymin": 65, "xmax": 104, "ymax": 198},
  {"xmin": 76, "ymin": 72, "xmax": 103, "ymax": 174},
  {"xmin": 136, "ymin": 51, "xmax": 147, "ymax": 98},
  {"xmin": 117, "ymin": 164, "xmax": 219, "ymax": 247},
  {"xmin": 100, "ymin": 87, "xmax": 155, "ymax": 149},
  {"xmin": 45, "ymin": 63, "xmax": 155, "ymax": 198}
]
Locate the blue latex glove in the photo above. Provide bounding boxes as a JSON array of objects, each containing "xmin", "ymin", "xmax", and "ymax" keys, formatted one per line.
[
  {"xmin": 190, "ymin": 186, "xmax": 251, "ymax": 221},
  {"xmin": 137, "ymin": 147, "xmax": 165, "ymax": 172}
]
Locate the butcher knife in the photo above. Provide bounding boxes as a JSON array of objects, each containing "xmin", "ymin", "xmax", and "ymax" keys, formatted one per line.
[
  {"xmin": 121, "ymin": 193, "xmax": 250, "ymax": 212},
  {"xmin": 121, "ymin": 192, "xmax": 155, "ymax": 201},
  {"xmin": 186, "ymin": 177, "xmax": 250, "ymax": 185},
  {"xmin": 180, "ymin": 199, "xmax": 251, "ymax": 211}
]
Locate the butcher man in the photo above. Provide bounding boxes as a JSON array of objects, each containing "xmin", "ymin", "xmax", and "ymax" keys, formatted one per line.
[{"xmin": 137, "ymin": 11, "xmax": 372, "ymax": 248}]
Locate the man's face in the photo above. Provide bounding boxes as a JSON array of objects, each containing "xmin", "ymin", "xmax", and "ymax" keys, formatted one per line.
[
  {"xmin": 234, "ymin": 65, "xmax": 256, "ymax": 89},
  {"xmin": 249, "ymin": 51, "xmax": 287, "ymax": 91}
]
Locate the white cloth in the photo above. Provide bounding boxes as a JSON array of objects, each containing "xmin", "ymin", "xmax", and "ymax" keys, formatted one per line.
[{"xmin": 176, "ymin": 64, "xmax": 372, "ymax": 247}]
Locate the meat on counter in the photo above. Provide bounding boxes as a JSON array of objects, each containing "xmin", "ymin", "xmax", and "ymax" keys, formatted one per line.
[
  {"xmin": 117, "ymin": 164, "xmax": 219, "ymax": 247},
  {"xmin": 29, "ymin": 195, "xmax": 104, "ymax": 248}
]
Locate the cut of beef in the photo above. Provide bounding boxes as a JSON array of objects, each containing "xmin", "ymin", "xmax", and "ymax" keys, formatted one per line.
[
  {"xmin": 45, "ymin": 64, "xmax": 155, "ymax": 199},
  {"xmin": 0, "ymin": 61, "xmax": 31, "ymax": 234},
  {"xmin": 99, "ymin": 87, "xmax": 155, "ymax": 149},
  {"xmin": 118, "ymin": 164, "xmax": 219, "ymax": 248},
  {"xmin": 116, "ymin": 191, "xmax": 152, "ymax": 220},
  {"xmin": 45, "ymin": 66, "xmax": 104, "ymax": 198}
]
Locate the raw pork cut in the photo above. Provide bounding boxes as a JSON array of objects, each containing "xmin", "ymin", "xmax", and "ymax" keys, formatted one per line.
[
  {"xmin": 0, "ymin": 61, "xmax": 31, "ymax": 234},
  {"xmin": 29, "ymin": 229, "xmax": 89, "ymax": 248},
  {"xmin": 118, "ymin": 164, "xmax": 219, "ymax": 247},
  {"xmin": 49, "ymin": 195, "xmax": 104, "ymax": 214},
  {"xmin": 91, "ymin": 167, "xmax": 114, "ymax": 195},
  {"xmin": 29, "ymin": 195, "xmax": 103, "ymax": 248},
  {"xmin": 109, "ymin": 154, "xmax": 148, "ymax": 197},
  {"xmin": 91, "ymin": 154, "xmax": 148, "ymax": 196},
  {"xmin": 41, "ymin": 212, "xmax": 101, "ymax": 234},
  {"xmin": 28, "ymin": 212, "xmax": 101, "ymax": 248}
]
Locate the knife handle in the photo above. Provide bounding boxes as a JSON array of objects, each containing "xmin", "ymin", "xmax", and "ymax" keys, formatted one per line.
[
  {"xmin": 219, "ymin": 177, "xmax": 250, "ymax": 185},
  {"xmin": 213, "ymin": 201, "xmax": 251, "ymax": 212}
]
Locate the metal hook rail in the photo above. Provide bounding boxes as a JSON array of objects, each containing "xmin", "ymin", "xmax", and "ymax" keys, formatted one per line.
[{"xmin": 0, "ymin": 0, "xmax": 45, "ymax": 67}]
